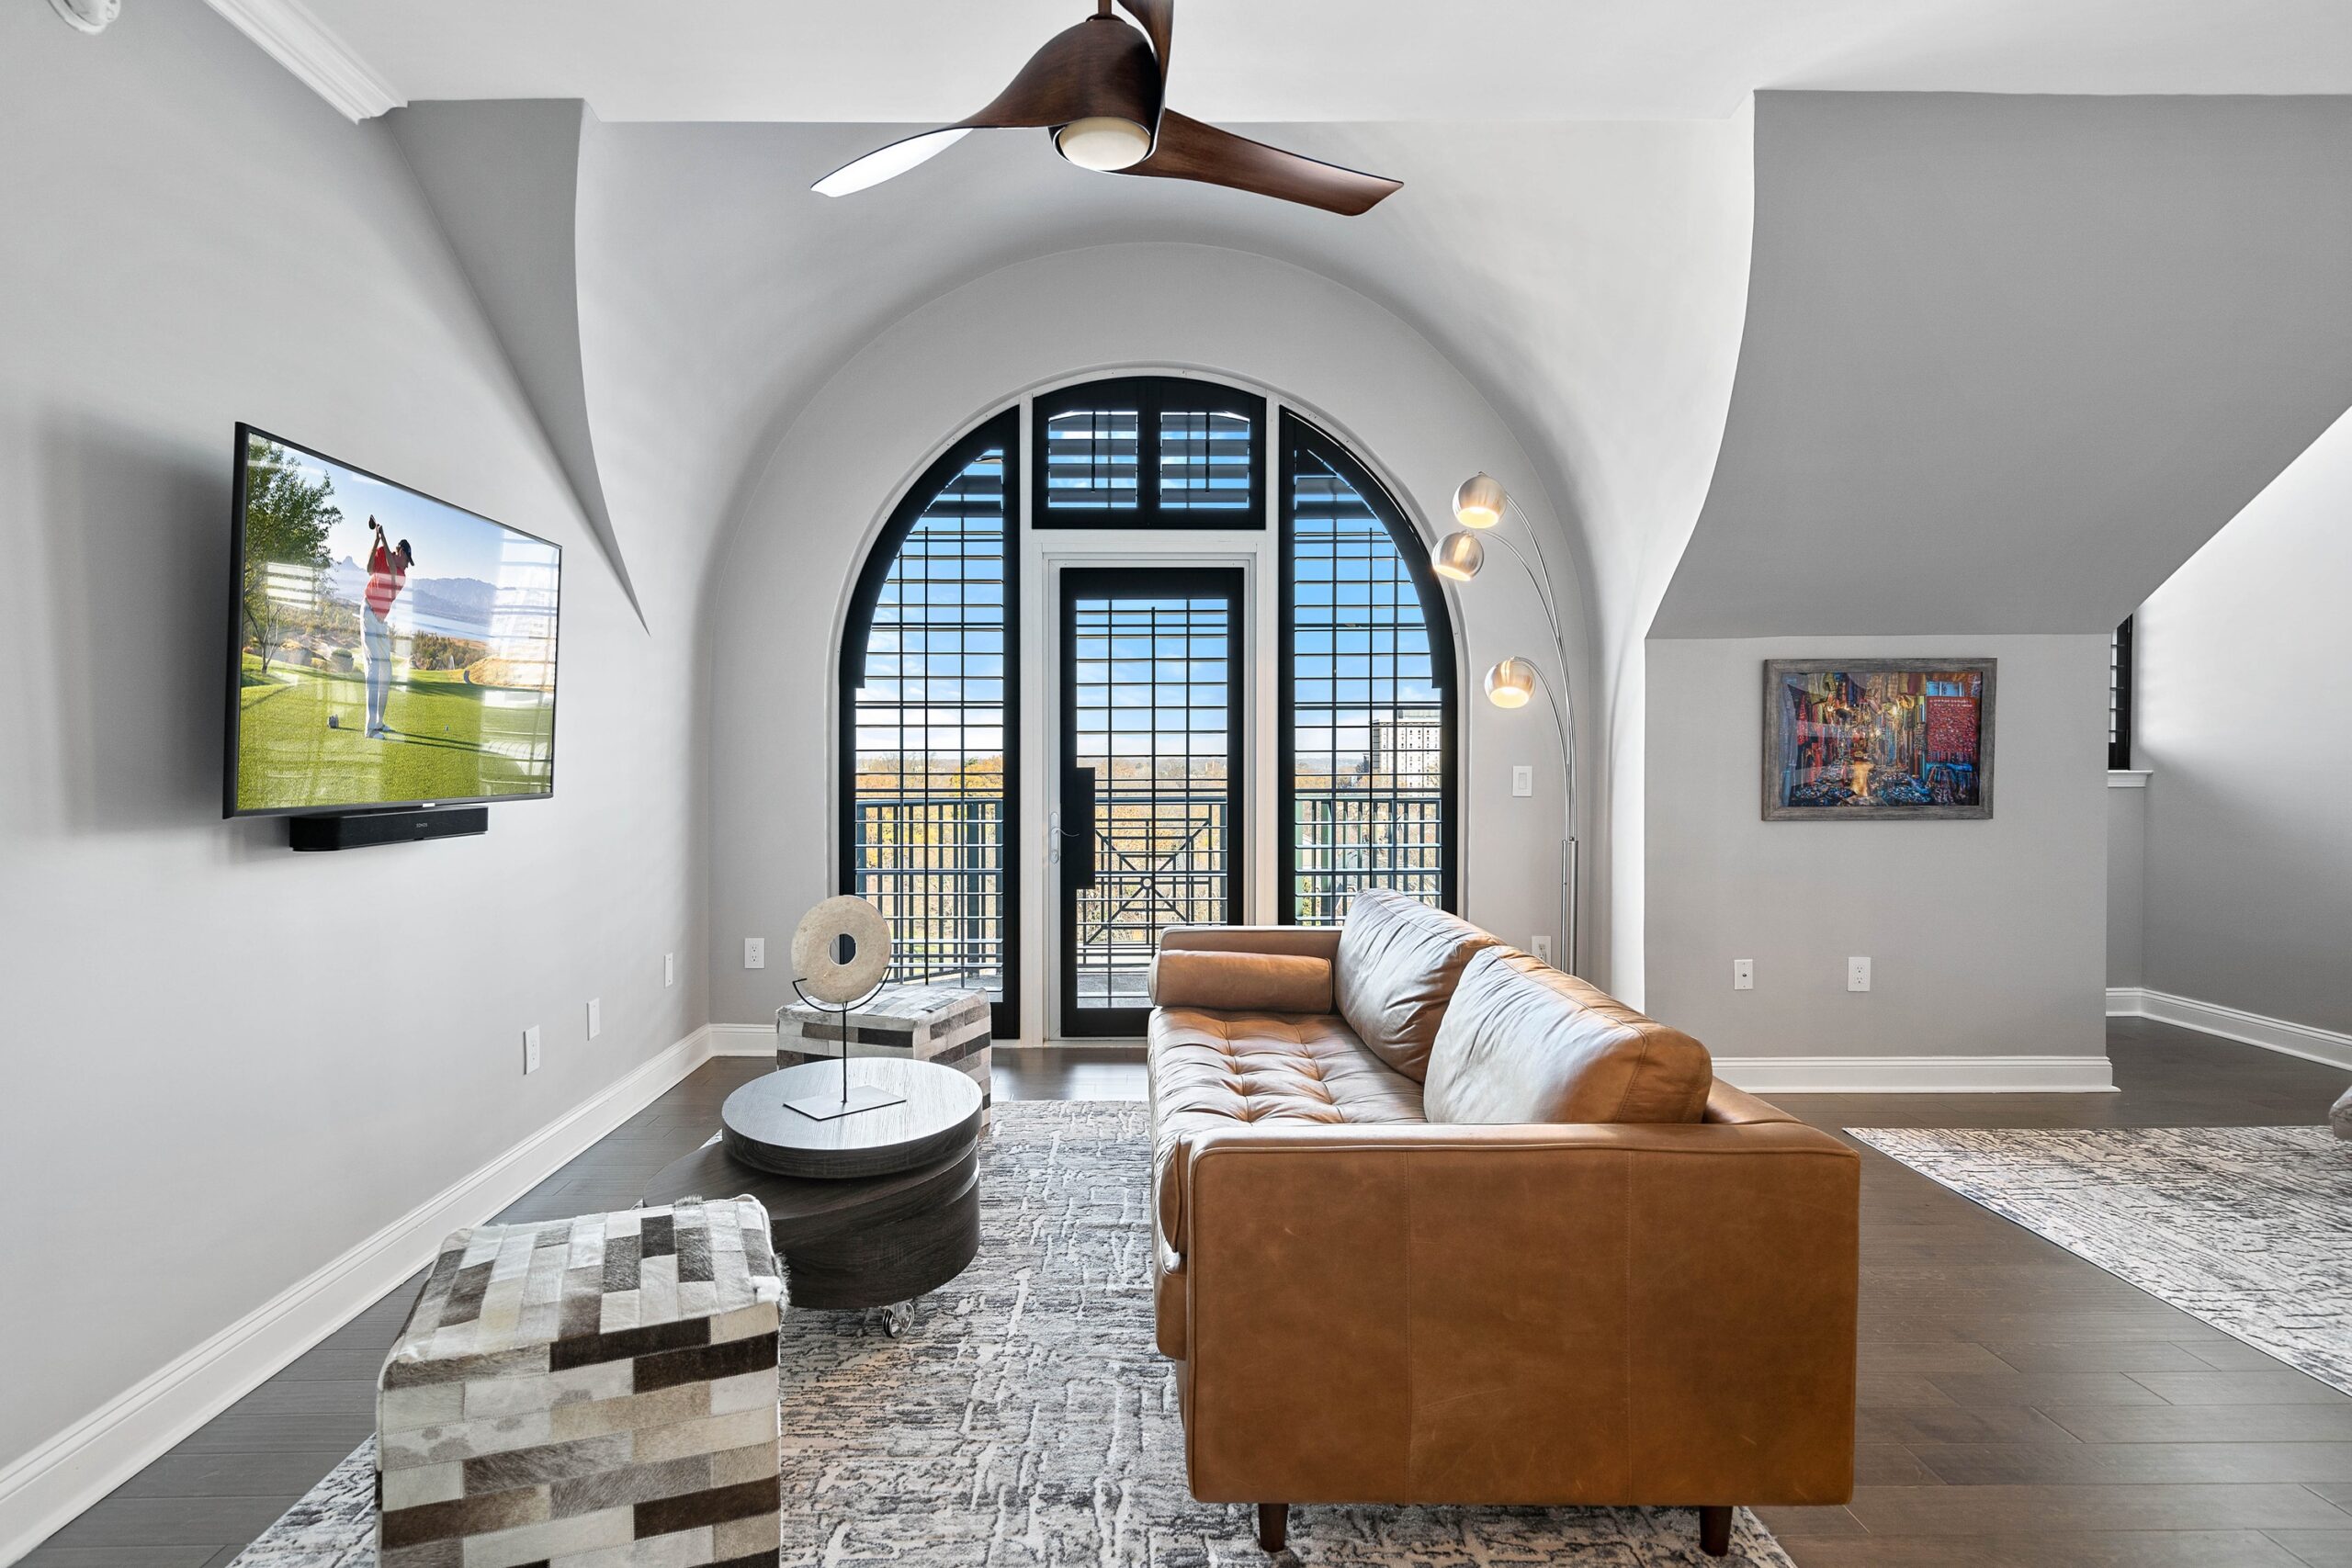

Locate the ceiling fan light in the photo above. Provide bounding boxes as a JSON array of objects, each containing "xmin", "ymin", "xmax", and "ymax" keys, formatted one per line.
[
  {"xmin": 1486, "ymin": 658, "xmax": 1538, "ymax": 709},
  {"xmin": 1055, "ymin": 116, "xmax": 1153, "ymax": 172},
  {"xmin": 813, "ymin": 127, "xmax": 971, "ymax": 197},
  {"xmin": 1453, "ymin": 471, "xmax": 1508, "ymax": 529},
  {"xmin": 1432, "ymin": 530, "xmax": 1486, "ymax": 581}
]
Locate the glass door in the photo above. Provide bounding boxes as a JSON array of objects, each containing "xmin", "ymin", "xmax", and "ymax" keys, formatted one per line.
[{"xmin": 1057, "ymin": 568, "xmax": 1244, "ymax": 1036}]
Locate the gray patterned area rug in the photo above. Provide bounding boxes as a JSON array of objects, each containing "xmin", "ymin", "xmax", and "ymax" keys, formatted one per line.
[
  {"xmin": 232, "ymin": 1100, "xmax": 1792, "ymax": 1565},
  {"xmin": 1850, "ymin": 1124, "xmax": 2352, "ymax": 1394}
]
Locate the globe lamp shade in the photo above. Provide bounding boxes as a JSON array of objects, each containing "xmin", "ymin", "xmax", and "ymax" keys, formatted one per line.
[
  {"xmin": 1485, "ymin": 658, "xmax": 1538, "ymax": 709},
  {"xmin": 1432, "ymin": 530, "xmax": 1486, "ymax": 581},
  {"xmin": 1453, "ymin": 471, "xmax": 1508, "ymax": 529}
]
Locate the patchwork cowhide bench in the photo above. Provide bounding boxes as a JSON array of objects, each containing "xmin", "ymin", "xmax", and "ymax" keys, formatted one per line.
[{"xmin": 375, "ymin": 1200, "xmax": 783, "ymax": 1568}]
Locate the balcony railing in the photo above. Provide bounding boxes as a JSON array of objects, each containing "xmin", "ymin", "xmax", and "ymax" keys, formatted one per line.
[
  {"xmin": 852, "ymin": 795, "xmax": 1005, "ymax": 997},
  {"xmin": 1291, "ymin": 793, "xmax": 1444, "ymax": 926}
]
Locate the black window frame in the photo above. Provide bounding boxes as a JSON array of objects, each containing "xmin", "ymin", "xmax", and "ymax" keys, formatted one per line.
[
  {"xmin": 2109, "ymin": 615, "xmax": 2134, "ymax": 772},
  {"xmin": 1031, "ymin": 376, "xmax": 1268, "ymax": 530},
  {"xmin": 837, "ymin": 409, "xmax": 1021, "ymax": 1038},
  {"xmin": 1277, "ymin": 411, "xmax": 1462, "ymax": 923}
]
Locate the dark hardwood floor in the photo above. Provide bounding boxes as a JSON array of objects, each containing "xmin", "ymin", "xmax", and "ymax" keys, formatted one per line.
[{"xmin": 20, "ymin": 1020, "xmax": 2349, "ymax": 1566}]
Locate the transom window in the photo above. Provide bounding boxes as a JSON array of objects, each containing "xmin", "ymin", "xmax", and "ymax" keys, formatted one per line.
[{"xmin": 1033, "ymin": 377, "xmax": 1266, "ymax": 528}]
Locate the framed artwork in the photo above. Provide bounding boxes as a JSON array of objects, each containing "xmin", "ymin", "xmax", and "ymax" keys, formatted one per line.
[{"xmin": 1762, "ymin": 659, "xmax": 1996, "ymax": 820}]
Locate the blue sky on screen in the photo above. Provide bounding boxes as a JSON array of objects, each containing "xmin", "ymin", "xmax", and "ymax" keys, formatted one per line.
[{"xmin": 275, "ymin": 445, "xmax": 551, "ymax": 585}]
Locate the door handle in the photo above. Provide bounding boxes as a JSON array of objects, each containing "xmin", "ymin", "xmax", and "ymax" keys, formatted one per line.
[{"xmin": 1066, "ymin": 766, "xmax": 1096, "ymax": 889}]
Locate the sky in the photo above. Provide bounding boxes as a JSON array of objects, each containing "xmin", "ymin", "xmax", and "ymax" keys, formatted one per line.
[{"xmin": 269, "ymin": 442, "xmax": 556, "ymax": 586}]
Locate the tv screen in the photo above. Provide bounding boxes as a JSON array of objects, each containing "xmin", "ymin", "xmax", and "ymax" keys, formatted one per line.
[{"xmin": 224, "ymin": 424, "xmax": 560, "ymax": 817}]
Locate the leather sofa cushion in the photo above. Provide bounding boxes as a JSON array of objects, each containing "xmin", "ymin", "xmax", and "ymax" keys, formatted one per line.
[
  {"xmin": 1424, "ymin": 948, "xmax": 1713, "ymax": 1124},
  {"xmin": 1148, "ymin": 1006, "xmax": 1424, "ymax": 1257},
  {"xmin": 1149, "ymin": 950, "xmax": 1333, "ymax": 1014},
  {"xmin": 1331, "ymin": 888, "xmax": 1502, "ymax": 1081}
]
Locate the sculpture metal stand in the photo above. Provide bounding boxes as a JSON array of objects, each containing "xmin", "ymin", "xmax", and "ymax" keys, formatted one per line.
[{"xmin": 782, "ymin": 976, "xmax": 907, "ymax": 1122}]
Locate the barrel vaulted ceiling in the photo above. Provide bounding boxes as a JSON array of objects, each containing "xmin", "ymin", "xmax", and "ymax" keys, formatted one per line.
[{"xmin": 207, "ymin": 0, "xmax": 2352, "ymax": 649}]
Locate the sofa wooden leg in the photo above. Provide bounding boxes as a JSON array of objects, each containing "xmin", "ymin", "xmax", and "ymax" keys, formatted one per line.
[
  {"xmin": 1698, "ymin": 1505, "xmax": 1732, "ymax": 1557},
  {"xmin": 1256, "ymin": 1503, "xmax": 1289, "ymax": 1552}
]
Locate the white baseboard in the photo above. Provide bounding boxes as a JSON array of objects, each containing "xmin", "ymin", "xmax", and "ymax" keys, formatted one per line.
[
  {"xmin": 1715, "ymin": 1055, "xmax": 2118, "ymax": 1094},
  {"xmin": 2108, "ymin": 986, "xmax": 2352, "ymax": 1071},
  {"xmin": 709, "ymin": 1022, "xmax": 777, "ymax": 1055},
  {"xmin": 0, "ymin": 1023, "xmax": 719, "ymax": 1568}
]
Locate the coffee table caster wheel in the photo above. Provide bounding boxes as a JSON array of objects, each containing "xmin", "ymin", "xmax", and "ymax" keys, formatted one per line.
[{"xmin": 879, "ymin": 1299, "xmax": 916, "ymax": 1337}]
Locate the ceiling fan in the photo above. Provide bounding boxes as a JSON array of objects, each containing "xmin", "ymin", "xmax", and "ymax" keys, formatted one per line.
[{"xmin": 812, "ymin": 0, "xmax": 1401, "ymax": 216}]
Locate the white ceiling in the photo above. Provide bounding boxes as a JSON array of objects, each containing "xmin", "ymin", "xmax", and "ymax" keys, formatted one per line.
[{"xmin": 295, "ymin": 0, "xmax": 2352, "ymax": 123}]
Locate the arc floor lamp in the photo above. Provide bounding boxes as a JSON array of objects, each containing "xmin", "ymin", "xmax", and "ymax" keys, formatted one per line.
[{"xmin": 1431, "ymin": 473, "xmax": 1579, "ymax": 975}]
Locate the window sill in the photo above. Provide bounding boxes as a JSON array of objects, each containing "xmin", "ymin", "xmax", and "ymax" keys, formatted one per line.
[{"xmin": 2108, "ymin": 769, "xmax": 2153, "ymax": 789}]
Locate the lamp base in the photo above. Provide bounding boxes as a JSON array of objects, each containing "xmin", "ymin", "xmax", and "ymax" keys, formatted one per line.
[{"xmin": 782, "ymin": 1084, "xmax": 906, "ymax": 1122}]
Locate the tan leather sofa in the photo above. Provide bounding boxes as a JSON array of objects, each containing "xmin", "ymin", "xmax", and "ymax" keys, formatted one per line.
[{"xmin": 1147, "ymin": 889, "xmax": 1859, "ymax": 1557}]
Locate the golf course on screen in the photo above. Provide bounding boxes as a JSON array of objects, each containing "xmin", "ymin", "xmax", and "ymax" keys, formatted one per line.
[{"xmin": 232, "ymin": 433, "xmax": 559, "ymax": 813}]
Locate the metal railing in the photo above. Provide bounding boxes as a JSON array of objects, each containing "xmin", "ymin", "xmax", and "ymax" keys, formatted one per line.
[
  {"xmin": 851, "ymin": 795, "xmax": 1006, "ymax": 996},
  {"xmin": 1290, "ymin": 794, "xmax": 1445, "ymax": 925}
]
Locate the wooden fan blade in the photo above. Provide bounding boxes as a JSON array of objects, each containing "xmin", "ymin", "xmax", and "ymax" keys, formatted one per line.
[
  {"xmin": 1121, "ymin": 110, "xmax": 1400, "ymax": 216},
  {"xmin": 962, "ymin": 16, "xmax": 1158, "ymax": 131}
]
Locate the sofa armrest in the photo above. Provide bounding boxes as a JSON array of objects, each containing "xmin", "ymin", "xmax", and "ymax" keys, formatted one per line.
[
  {"xmin": 1175, "ymin": 1121, "xmax": 1858, "ymax": 1507},
  {"xmin": 1148, "ymin": 949, "xmax": 1334, "ymax": 1012},
  {"xmin": 1159, "ymin": 924, "xmax": 1343, "ymax": 963}
]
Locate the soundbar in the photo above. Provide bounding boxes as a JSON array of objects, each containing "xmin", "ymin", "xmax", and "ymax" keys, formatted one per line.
[{"xmin": 288, "ymin": 806, "xmax": 489, "ymax": 851}]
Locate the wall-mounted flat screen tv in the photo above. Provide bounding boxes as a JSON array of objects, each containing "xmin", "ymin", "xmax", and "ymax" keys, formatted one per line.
[{"xmin": 223, "ymin": 424, "xmax": 560, "ymax": 817}]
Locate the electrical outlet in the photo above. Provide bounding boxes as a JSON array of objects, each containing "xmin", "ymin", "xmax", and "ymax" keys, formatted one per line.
[
  {"xmin": 586, "ymin": 998, "xmax": 602, "ymax": 1040},
  {"xmin": 1531, "ymin": 933, "xmax": 1555, "ymax": 965},
  {"xmin": 743, "ymin": 937, "xmax": 765, "ymax": 970},
  {"xmin": 523, "ymin": 1025, "xmax": 541, "ymax": 1074},
  {"xmin": 663, "ymin": 952, "xmax": 676, "ymax": 988},
  {"xmin": 1733, "ymin": 958, "xmax": 1754, "ymax": 991},
  {"xmin": 1847, "ymin": 955, "xmax": 1871, "ymax": 992},
  {"xmin": 1511, "ymin": 764, "xmax": 1533, "ymax": 798}
]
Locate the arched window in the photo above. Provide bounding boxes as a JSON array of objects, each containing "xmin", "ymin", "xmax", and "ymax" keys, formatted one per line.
[
  {"xmin": 839, "ymin": 411, "xmax": 1019, "ymax": 1036},
  {"xmin": 1280, "ymin": 413, "xmax": 1459, "ymax": 923},
  {"xmin": 838, "ymin": 386, "xmax": 1460, "ymax": 1040}
]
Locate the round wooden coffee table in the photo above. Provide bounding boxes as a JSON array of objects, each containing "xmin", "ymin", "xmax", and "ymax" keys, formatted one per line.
[{"xmin": 642, "ymin": 1059, "xmax": 984, "ymax": 1319}]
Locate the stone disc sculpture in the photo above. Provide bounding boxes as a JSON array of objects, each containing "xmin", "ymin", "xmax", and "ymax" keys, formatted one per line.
[{"xmin": 793, "ymin": 895, "xmax": 891, "ymax": 1003}]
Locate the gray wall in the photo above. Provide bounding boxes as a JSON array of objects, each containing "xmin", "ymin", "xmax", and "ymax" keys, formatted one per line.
[
  {"xmin": 2131, "ymin": 407, "xmax": 2352, "ymax": 1033},
  {"xmin": 1645, "ymin": 635, "xmax": 2110, "ymax": 1064},
  {"xmin": 1657, "ymin": 92, "xmax": 2352, "ymax": 639},
  {"xmin": 0, "ymin": 0, "xmax": 705, "ymax": 1480},
  {"xmin": 2107, "ymin": 785, "xmax": 2145, "ymax": 990}
]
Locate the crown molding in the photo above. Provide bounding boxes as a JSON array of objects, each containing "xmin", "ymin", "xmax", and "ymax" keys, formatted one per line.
[{"xmin": 205, "ymin": 0, "xmax": 402, "ymax": 121}]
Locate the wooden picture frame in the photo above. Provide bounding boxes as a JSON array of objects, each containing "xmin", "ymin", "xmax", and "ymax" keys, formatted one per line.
[{"xmin": 1762, "ymin": 658, "xmax": 1996, "ymax": 820}]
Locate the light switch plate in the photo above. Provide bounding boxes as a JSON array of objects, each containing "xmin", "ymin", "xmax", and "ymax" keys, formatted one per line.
[
  {"xmin": 1733, "ymin": 958, "xmax": 1754, "ymax": 991},
  {"xmin": 744, "ymin": 937, "xmax": 765, "ymax": 970},
  {"xmin": 663, "ymin": 952, "xmax": 676, "ymax": 987},
  {"xmin": 523, "ymin": 1025, "xmax": 541, "ymax": 1074},
  {"xmin": 1511, "ymin": 764, "xmax": 1533, "ymax": 798},
  {"xmin": 1847, "ymin": 955, "xmax": 1871, "ymax": 992},
  {"xmin": 585, "ymin": 998, "xmax": 602, "ymax": 1040}
]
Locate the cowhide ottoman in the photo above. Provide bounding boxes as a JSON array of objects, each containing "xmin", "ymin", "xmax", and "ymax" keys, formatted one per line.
[
  {"xmin": 777, "ymin": 982, "xmax": 992, "ymax": 1123},
  {"xmin": 375, "ymin": 1199, "xmax": 783, "ymax": 1568}
]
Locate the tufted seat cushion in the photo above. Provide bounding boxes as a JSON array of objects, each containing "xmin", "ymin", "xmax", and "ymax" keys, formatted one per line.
[{"xmin": 1148, "ymin": 1005, "xmax": 1424, "ymax": 1258}]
